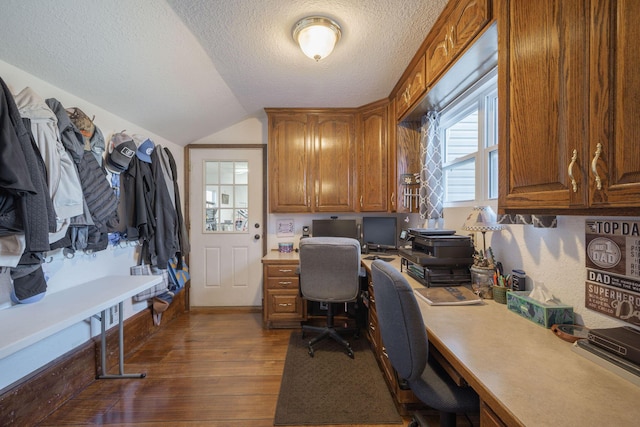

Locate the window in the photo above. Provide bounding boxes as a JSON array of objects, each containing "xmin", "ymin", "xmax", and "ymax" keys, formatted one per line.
[
  {"xmin": 440, "ymin": 70, "xmax": 498, "ymax": 205},
  {"xmin": 204, "ymin": 160, "xmax": 249, "ymax": 232}
]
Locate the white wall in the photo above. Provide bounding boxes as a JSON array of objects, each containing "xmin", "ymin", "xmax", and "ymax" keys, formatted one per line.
[
  {"xmin": 0, "ymin": 60, "xmax": 185, "ymax": 390},
  {"xmin": 443, "ymin": 206, "xmax": 634, "ymax": 329}
]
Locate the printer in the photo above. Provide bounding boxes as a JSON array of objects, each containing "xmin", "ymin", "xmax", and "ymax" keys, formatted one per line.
[{"xmin": 398, "ymin": 228, "xmax": 474, "ymax": 287}]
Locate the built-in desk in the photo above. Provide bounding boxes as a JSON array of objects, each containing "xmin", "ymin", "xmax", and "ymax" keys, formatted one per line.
[{"xmin": 362, "ymin": 257, "xmax": 640, "ymax": 427}]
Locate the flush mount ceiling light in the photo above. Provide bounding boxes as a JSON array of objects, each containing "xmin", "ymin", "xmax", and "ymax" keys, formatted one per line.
[{"xmin": 292, "ymin": 16, "xmax": 341, "ymax": 61}]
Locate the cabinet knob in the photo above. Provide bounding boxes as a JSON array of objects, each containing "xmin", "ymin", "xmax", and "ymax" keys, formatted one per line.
[{"xmin": 591, "ymin": 143, "xmax": 603, "ymax": 190}]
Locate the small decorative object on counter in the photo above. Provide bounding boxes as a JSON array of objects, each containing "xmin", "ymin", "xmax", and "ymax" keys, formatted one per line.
[
  {"xmin": 278, "ymin": 242, "xmax": 294, "ymax": 253},
  {"xmin": 470, "ymin": 265, "xmax": 494, "ymax": 299}
]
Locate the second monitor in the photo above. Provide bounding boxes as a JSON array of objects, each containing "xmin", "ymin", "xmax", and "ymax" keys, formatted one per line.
[{"xmin": 362, "ymin": 216, "xmax": 397, "ymax": 253}]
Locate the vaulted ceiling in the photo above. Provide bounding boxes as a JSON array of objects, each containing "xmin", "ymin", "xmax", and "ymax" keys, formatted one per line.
[{"xmin": 0, "ymin": 0, "xmax": 447, "ymax": 145}]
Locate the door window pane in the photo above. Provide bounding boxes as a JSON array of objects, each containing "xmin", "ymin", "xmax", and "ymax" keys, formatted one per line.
[{"xmin": 204, "ymin": 161, "xmax": 250, "ymax": 232}]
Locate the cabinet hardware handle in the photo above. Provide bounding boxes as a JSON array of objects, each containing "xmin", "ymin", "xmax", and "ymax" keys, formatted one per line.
[
  {"xmin": 278, "ymin": 303, "xmax": 292, "ymax": 307},
  {"xmin": 568, "ymin": 149, "xmax": 578, "ymax": 193},
  {"xmin": 369, "ymin": 323, "xmax": 376, "ymax": 331},
  {"xmin": 279, "ymin": 281, "xmax": 292, "ymax": 285},
  {"xmin": 360, "ymin": 195, "xmax": 363, "ymax": 208},
  {"xmin": 591, "ymin": 143, "xmax": 603, "ymax": 190},
  {"xmin": 278, "ymin": 269, "xmax": 293, "ymax": 273},
  {"xmin": 382, "ymin": 347, "xmax": 389, "ymax": 358}
]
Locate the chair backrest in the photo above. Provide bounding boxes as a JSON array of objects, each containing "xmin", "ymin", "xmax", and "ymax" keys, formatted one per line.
[
  {"xmin": 370, "ymin": 260, "xmax": 427, "ymax": 382},
  {"xmin": 298, "ymin": 237, "xmax": 361, "ymax": 303}
]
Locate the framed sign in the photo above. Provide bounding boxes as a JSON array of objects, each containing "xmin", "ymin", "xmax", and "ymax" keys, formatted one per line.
[
  {"xmin": 276, "ymin": 219, "xmax": 295, "ymax": 237},
  {"xmin": 585, "ymin": 219, "xmax": 640, "ymax": 326}
]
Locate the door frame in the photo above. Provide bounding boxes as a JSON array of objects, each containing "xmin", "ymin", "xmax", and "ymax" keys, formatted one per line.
[{"xmin": 184, "ymin": 144, "xmax": 268, "ymax": 310}]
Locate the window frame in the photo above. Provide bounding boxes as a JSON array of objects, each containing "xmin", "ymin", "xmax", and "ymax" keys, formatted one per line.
[{"xmin": 439, "ymin": 69, "xmax": 498, "ymax": 207}]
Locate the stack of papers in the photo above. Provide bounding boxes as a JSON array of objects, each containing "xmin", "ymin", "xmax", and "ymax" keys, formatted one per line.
[{"xmin": 414, "ymin": 286, "xmax": 482, "ymax": 306}]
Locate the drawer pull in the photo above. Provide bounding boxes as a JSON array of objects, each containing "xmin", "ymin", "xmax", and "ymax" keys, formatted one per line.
[
  {"xmin": 369, "ymin": 322, "xmax": 376, "ymax": 332},
  {"xmin": 278, "ymin": 303, "xmax": 293, "ymax": 307},
  {"xmin": 591, "ymin": 143, "xmax": 602, "ymax": 190},
  {"xmin": 278, "ymin": 281, "xmax": 292, "ymax": 286},
  {"xmin": 278, "ymin": 269, "xmax": 293, "ymax": 273},
  {"xmin": 568, "ymin": 148, "xmax": 578, "ymax": 193}
]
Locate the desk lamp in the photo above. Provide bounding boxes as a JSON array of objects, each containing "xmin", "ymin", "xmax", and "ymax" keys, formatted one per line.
[{"xmin": 462, "ymin": 206, "xmax": 503, "ymax": 254}]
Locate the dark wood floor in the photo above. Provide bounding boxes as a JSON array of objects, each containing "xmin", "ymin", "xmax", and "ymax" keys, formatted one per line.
[{"xmin": 38, "ymin": 309, "xmax": 474, "ymax": 426}]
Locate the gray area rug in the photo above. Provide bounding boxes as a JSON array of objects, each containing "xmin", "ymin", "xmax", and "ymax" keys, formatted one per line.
[{"xmin": 274, "ymin": 331, "xmax": 402, "ymax": 425}]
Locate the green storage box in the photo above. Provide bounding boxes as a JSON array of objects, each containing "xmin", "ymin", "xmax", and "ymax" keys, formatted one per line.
[{"xmin": 507, "ymin": 291, "xmax": 573, "ymax": 328}]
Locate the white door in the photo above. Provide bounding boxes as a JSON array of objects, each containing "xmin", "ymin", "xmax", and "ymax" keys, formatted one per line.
[{"xmin": 188, "ymin": 147, "xmax": 264, "ymax": 306}]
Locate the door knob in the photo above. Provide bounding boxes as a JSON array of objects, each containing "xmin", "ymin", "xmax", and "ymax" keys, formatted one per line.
[{"xmin": 254, "ymin": 234, "xmax": 261, "ymax": 240}]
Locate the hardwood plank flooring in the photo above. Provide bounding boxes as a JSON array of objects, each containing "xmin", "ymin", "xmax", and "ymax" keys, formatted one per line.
[{"xmin": 38, "ymin": 309, "xmax": 474, "ymax": 426}]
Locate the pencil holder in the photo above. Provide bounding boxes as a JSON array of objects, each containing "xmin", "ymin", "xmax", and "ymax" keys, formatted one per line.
[{"xmin": 492, "ymin": 286, "xmax": 508, "ymax": 304}]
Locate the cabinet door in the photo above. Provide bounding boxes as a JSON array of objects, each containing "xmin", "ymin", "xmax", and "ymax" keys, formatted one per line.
[
  {"xmin": 589, "ymin": 0, "xmax": 640, "ymax": 208},
  {"xmin": 313, "ymin": 113, "xmax": 357, "ymax": 212},
  {"xmin": 498, "ymin": 0, "xmax": 590, "ymax": 211},
  {"xmin": 359, "ymin": 104, "xmax": 389, "ymax": 212},
  {"xmin": 268, "ymin": 113, "xmax": 312, "ymax": 213},
  {"xmin": 395, "ymin": 55, "xmax": 426, "ymax": 121},
  {"xmin": 426, "ymin": 0, "xmax": 492, "ymax": 86}
]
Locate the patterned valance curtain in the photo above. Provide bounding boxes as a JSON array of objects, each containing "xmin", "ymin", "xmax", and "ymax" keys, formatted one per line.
[{"xmin": 418, "ymin": 111, "xmax": 444, "ymax": 228}]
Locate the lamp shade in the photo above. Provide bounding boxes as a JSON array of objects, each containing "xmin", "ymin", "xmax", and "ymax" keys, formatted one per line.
[
  {"xmin": 293, "ymin": 16, "xmax": 341, "ymax": 61},
  {"xmin": 462, "ymin": 206, "xmax": 503, "ymax": 232}
]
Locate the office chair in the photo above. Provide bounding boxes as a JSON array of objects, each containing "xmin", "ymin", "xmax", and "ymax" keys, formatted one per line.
[
  {"xmin": 371, "ymin": 260, "xmax": 479, "ymax": 427},
  {"xmin": 298, "ymin": 237, "xmax": 362, "ymax": 358}
]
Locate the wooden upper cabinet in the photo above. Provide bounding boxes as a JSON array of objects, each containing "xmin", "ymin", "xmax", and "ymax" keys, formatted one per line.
[
  {"xmin": 426, "ymin": 0, "xmax": 491, "ymax": 86},
  {"xmin": 395, "ymin": 55, "xmax": 426, "ymax": 121},
  {"xmin": 498, "ymin": 0, "xmax": 640, "ymax": 213},
  {"xmin": 498, "ymin": 0, "xmax": 589, "ymax": 211},
  {"xmin": 589, "ymin": 0, "xmax": 640, "ymax": 209},
  {"xmin": 267, "ymin": 110, "xmax": 356, "ymax": 213},
  {"xmin": 268, "ymin": 112, "xmax": 312, "ymax": 213},
  {"xmin": 359, "ymin": 102, "xmax": 389, "ymax": 212},
  {"xmin": 313, "ymin": 113, "xmax": 357, "ymax": 212}
]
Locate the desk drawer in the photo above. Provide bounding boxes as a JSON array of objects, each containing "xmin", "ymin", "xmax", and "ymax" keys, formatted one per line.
[
  {"xmin": 266, "ymin": 277, "xmax": 299, "ymax": 290},
  {"xmin": 265, "ymin": 290, "xmax": 305, "ymax": 319},
  {"xmin": 266, "ymin": 265, "xmax": 298, "ymax": 277}
]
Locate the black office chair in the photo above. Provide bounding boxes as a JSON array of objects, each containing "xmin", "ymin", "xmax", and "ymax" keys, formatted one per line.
[
  {"xmin": 298, "ymin": 237, "xmax": 362, "ymax": 358},
  {"xmin": 371, "ymin": 260, "xmax": 479, "ymax": 427}
]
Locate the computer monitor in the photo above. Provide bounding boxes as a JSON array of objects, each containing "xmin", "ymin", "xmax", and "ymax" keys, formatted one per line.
[
  {"xmin": 312, "ymin": 219, "xmax": 358, "ymax": 239},
  {"xmin": 362, "ymin": 216, "xmax": 397, "ymax": 252}
]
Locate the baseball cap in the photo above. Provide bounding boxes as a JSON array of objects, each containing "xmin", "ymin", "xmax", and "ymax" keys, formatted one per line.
[
  {"xmin": 136, "ymin": 138, "xmax": 155, "ymax": 163},
  {"xmin": 106, "ymin": 132, "xmax": 136, "ymax": 173}
]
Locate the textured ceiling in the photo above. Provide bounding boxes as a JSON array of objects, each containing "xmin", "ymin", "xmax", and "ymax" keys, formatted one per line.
[{"xmin": 0, "ymin": 0, "xmax": 447, "ymax": 145}]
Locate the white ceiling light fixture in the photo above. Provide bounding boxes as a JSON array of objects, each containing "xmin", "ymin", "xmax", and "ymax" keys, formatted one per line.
[{"xmin": 292, "ymin": 16, "xmax": 342, "ymax": 61}]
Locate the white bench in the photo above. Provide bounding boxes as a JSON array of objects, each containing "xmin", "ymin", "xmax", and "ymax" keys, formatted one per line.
[{"xmin": 0, "ymin": 275, "xmax": 162, "ymax": 379}]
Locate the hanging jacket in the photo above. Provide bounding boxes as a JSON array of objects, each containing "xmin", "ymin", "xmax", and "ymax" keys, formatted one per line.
[
  {"xmin": 164, "ymin": 147, "xmax": 190, "ymax": 256},
  {"xmin": 150, "ymin": 145, "xmax": 179, "ymax": 269},
  {"xmin": 46, "ymin": 98, "xmax": 116, "ymax": 252},
  {"xmin": 0, "ymin": 77, "xmax": 55, "ymax": 253},
  {"xmin": 14, "ymin": 87, "xmax": 84, "ymax": 243},
  {"xmin": 121, "ymin": 156, "xmax": 155, "ymax": 242}
]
